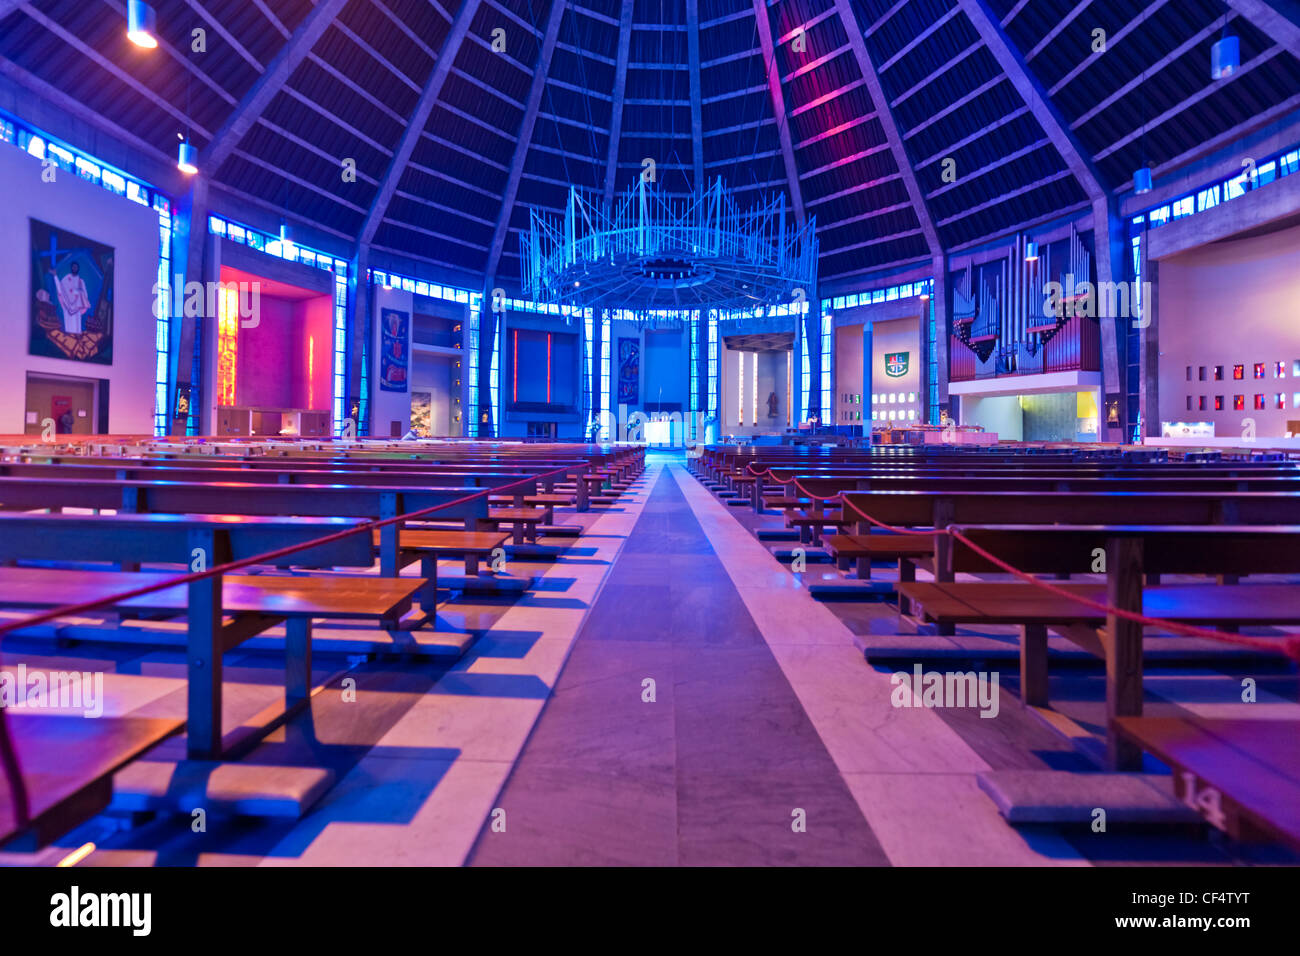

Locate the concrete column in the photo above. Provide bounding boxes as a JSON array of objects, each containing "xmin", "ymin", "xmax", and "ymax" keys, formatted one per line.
[
  {"xmin": 1093, "ymin": 196, "xmax": 1127, "ymax": 442},
  {"xmin": 170, "ymin": 177, "xmax": 210, "ymax": 434},
  {"xmin": 931, "ymin": 253, "xmax": 949, "ymax": 423},
  {"xmin": 862, "ymin": 324, "xmax": 873, "ymax": 431},
  {"xmin": 1139, "ymin": 249, "xmax": 1161, "ymax": 440},
  {"xmin": 349, "ymin": 246, "xmax": 370, "ymax": 437}
]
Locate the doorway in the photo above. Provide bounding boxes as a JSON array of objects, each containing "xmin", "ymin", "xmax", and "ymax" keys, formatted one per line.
[{"xmin": 25, "ymin": 372, "xmax": 106, "ymax": 436}]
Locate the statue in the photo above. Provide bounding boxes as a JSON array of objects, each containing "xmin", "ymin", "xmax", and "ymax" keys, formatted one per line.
[{"xmin": 766, "ymin": 391, "xmax": 779, "ymax": 419}]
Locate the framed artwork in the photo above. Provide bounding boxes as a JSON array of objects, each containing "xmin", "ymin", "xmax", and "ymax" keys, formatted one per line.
[
  {"xmin": 617, "ymin": 337, "xmax": 639, "ymax": 404},
  {"xmin": 379, "ymin": 307, "xmax": 409, "ymax": 392},
  {"xmin": 30, "ymin": 219, "xmax": 115, "ymax": 365}
]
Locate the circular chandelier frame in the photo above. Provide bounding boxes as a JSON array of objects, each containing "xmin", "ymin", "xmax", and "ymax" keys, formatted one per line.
[{"xmin": 521, "ymin": 178, "xmax": 818, "ymax": 329}]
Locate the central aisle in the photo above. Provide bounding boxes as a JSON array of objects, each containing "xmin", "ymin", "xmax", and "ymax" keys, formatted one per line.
[{"xmin": 468, "ymin": 462, "xmax": 888, "ymax": 865}]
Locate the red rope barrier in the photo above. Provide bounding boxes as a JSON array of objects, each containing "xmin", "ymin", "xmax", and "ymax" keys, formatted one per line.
[
  {"xmin": 828, "ymin": 489, "xmax": 1300, "ymax": 663},
  {"xmin": 740, "ymin": 465, "xmax": 1300, "ymax": 662},
  {"xmin": 0, "ymin": 462, "xmax": 575, "ymax": 832}
]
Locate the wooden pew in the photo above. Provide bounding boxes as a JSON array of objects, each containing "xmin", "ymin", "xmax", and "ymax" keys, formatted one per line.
[
  {"xmin": 899, "ymin": 524, "xmax": 1300, "ymax": 770},
  {"xmin": 0, "ymin": 476, "xmax": 490, "ymax": 585},
  {"xmin": 0, "ymin": 513, "xmax": 418, "ymax": 760}
]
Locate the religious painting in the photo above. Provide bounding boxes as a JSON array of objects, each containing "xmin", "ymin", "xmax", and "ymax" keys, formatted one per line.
[
  {"xmin": 617, "ymin": 337, "xmax": 639, "ymax": 404},
  {"xmin": 410, "ymin": 390, "xmax": 432, "ymax": 437},
  {"xmin": 379, "ymin": 307, "xmax": 409, "ymax": 392},
  {"xmin": 29, "ymin": 219, "xmax": 115, "ymax": 365}
]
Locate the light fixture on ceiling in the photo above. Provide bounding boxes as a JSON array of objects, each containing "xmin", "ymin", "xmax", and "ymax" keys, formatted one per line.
[
  {"xmin": 1211, "ymin": 10, "xmax": 1239, "ymax": 79},
  {"xmin": 1133, "ymin": 66, "xmax": 1152, "ymax": 195},
  {"xmin": 126, "ymin": 0, "xmax": 158, "ymax": 49},
  {"xmin": 280, "ymin": 220, "xmax": 293, "ymax": 244},
  {"xmin": 177, "ymin": 138, "xmax": 198, "ymax": 175},
  {"xmin": 1024, "ymin": 240, "xmax": 1040, "ymax": 262}
]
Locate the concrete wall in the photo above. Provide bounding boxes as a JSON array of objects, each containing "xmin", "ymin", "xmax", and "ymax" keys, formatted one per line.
[
  {"xmin": 1158, "ymin": 223, "xmax": 1300, "ymax": 438},
  {"xmin": 0, "ymin": 140, "xmax": 159, "ymax": 433}
]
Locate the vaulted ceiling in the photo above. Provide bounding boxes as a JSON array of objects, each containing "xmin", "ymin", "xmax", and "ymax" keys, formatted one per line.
[{"xmin": 1, "ymin": 0, "xmax": 1297, "ymax": 289}]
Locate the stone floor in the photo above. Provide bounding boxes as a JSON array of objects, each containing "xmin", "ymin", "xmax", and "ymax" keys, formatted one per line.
[{"xmin": 2, "ymin": 452, "xmax": 1297, "ymax": 866}]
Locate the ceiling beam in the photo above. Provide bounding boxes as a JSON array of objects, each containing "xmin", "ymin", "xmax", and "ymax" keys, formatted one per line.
[
  {"xmin": 602, "ymin": 0, "xmax": 634, "ymax": 209},
  {"xmin": 0, "ymin": 2, "xmax": 21, "ymax": 18},
  {"xmin": 751, "ymin": 0, "xmax": 807, "ymax": 227},
  {"xmin": 1225, "ymin": 0, "xmax": 1300, "ymax": 58},
  {"xmin": 832, "ymin": 0, "xmax": 940, "ymax": 256},
  {"xmin": 1024, "ymin": 0, "xmax": 1093, "ymax": 62},
  {"xmin": 18, "ymin": 2, "xmax": 214, "ymax": 137},
  {"xmin": 483, "ymin": 0, "xmax": 568, "ymax": 284},
  {"xmin": 957, "ymin": 0, "xmax": 1109, "ymax": 200},
  {"xmin": 1047, "ymin": 0, "xmax": 1172, "ymax": 96},
  {"xmin": 200, "ymin": 0, "xmax": 350, "ymax": 175},
  {"xmin": 687, "ymin": 0, "xmax": 705, "ymax": 191},
  {"xmin": 1071, "ymin": 14, "xmax": 1237, "ymax": 130},
  {"xmin": 357, "ymin": 0, "xmax": 483, "ymax": 249},
  {"xmin": 934, "ymin": 169, "xmax": 1073, "ymax": 227},
  {"xmin": 1094, "ymin": 45, "xmax": 1286, "ymax": 162}
]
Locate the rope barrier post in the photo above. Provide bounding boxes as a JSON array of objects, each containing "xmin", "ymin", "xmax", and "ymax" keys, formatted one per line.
[
  {"xmin": 1106, "ymin": 536, "xmax": 1146, "ymax": 771},
  {"xmin": 285, "ymin": 617, "xmax": 313, "ymax": 714},
  {"xmin": 932, "ymin": 501, "xmax": 956, "ymax": 637},
  {"xmin": 378, "ymin": 492, "xmax": 401, "ymax": 578},
  {"xmin": 188, "ymin": 565, "xmax": 224, "ymax": 761}
]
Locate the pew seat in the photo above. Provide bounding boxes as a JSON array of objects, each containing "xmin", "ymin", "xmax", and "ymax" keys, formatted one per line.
[
  {"xmin": 1114, "ymin": 717, "xmax": 1300, "ymax": 852},
  {"xmin": 826, "ymin": 533, "xmax": 935, "ymax": 579},
  {"xmin": 371, "ymin": 528, "xmax": 511, "ymax": 595},
  {"xmin": 785, "ymin": 508, "xmax": 850, "ymax": 543},
  {"xmin": 0, "ymin": 712, "xmax": 185, "ymax": 849},
  {"xmin": 481, "ymin": 506, "xmax": 549, "ymax": 545}
]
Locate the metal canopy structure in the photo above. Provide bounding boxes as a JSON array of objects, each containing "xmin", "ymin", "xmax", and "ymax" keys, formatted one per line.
[
  {"xmin": 0, "ymin": 0, "xmax": 1297, "ymax": 287},
  {"xmin": 521, "ymin": 177, "xmax": 818, "ymax": 326}
]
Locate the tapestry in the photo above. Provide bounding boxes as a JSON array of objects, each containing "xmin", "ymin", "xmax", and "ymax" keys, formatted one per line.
[
  {"xmin": 379, "ymin": 307, "xmax": 409, "ymax": 392},
  {"xmin": 617, "ymin": 336, "xmax": 639, "ymax": 404},
  {"xmin": 30, "ymin": 219, "xmax": 115, "ymax": 365}
]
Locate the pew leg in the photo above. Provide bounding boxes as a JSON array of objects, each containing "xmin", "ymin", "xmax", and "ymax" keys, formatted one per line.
[
  {"xmin": 856, "ymin": 556, "xmax": 870, "ymax": 580},
  {"xmin": 933, "ymin": 534, "xmax": 955, "ymax": 636},
  {"xmin": 897, "ymin": 559, "xmax": 915, "ymax": 617},
  {"xmin": 1020, "ymin": 624, "xmax": 1049, "ymax": 707},
  {"xmin": 466, "ymin": 554, "xmax": 480, "ymax": 576},
  {"xmin": 285, "ymin": 617, "xmax": 312, "ymax": 712},
  {"xmin": 576, "ymin": 478, "xmax": 589, "ymax": 512},
  {"xmin": 512, "ymin": 523, "xmax": 524, "ymax": 547},
  {"xmin": 419, "ymin": 556, "xmax": 439, "ymax": 611},
  {"xmin": 1107, "ymin": 538, "xmax": 1146, "ymax": 772},
  {"xmin": 187, "ymin": 577, "xmax": 224, "ymax": 760},
  {"xmin": 1215, "ymin": 575, "xmax": 1241, "ymax": 631}
]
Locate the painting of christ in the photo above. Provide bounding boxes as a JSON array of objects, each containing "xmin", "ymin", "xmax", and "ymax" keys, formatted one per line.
[{"xmin": 29, "ymin": 219, "xmax": 115, "ymax": 365}]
